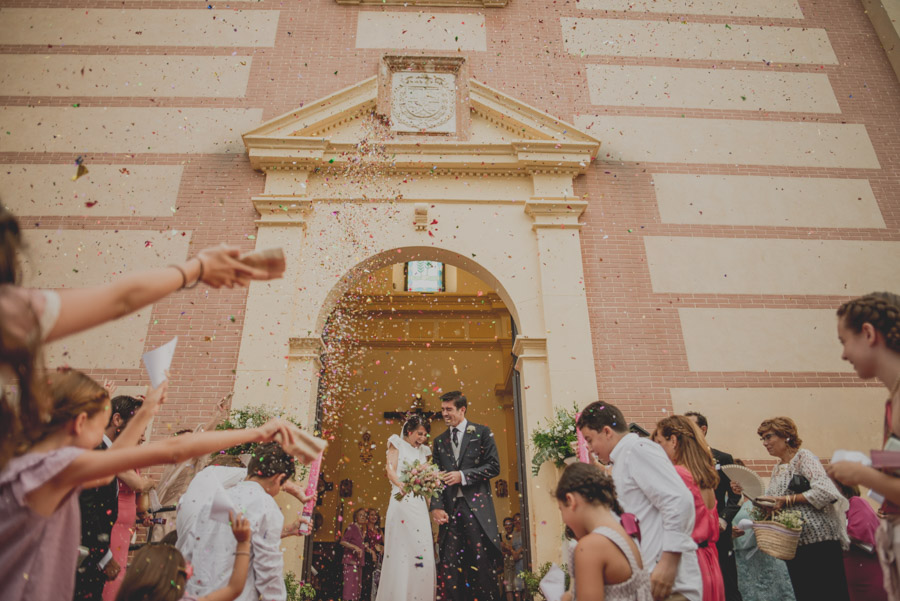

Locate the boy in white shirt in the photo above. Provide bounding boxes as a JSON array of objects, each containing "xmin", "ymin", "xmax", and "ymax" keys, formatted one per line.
[
  {"xmin": 181, "ymin": 443, "xmax": 296, "ymax": 601},
  {"xmin": 577, "ymin": 402, "xmax": 702, "ymax": 601}
]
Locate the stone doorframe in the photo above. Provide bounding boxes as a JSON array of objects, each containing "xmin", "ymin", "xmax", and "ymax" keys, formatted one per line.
[{"xmin": 234, "ymin": 64, "xmax": 601, "ymax": 567}]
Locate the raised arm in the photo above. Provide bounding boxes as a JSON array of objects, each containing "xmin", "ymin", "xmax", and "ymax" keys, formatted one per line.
[
  {"xmin": 62, "ymin": 419, "xmax": 293, "ymax": 490},
  {"xmin": 46, "ymin": 245, "xmax": 268, "ymax": 343}
]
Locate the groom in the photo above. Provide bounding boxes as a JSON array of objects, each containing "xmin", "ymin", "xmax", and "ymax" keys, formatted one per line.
[{"xmin": 430, "ymin": 390, "xmax": 503, "ymax": 601}]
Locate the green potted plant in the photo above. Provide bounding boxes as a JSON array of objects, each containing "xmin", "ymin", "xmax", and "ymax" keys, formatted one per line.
[
  {"xmin": 519, "ymin": 561, "xmax": 570, "ymax": 600},
  {"xmin": 284, "ymin": 572, "xmax": 316, "ymax": 601},
  {"xmin": 530, "ymin": 405, "xmax": 578, "ymax": 476}
]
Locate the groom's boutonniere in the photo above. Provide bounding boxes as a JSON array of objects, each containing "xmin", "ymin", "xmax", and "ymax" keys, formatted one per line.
[{"xmin": 466, "ymin": 425, "xmax": 476, "ymax": 435}]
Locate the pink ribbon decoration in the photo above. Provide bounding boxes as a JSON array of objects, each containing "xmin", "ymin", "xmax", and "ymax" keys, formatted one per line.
[{"xmin": 575, "ymin": 412, "xmax": 591, "ymax": 463}]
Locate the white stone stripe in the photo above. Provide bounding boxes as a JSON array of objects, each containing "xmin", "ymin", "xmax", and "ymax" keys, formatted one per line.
[
  {"xmin": 645, "ymin": 238, "xmax": 900, "ymax": 296},
  {"xmin": 562, "ymin": 18, "xmax": 837, "ymax": 64},
  {"xmin": 576, "ymin": 0, "xmax": 803, "ymax": 19},
  {"xmin": 653, "ymin": 175, "xmax": 885, "ymax": 228},
  {"xmin": 587, "ymin": 65, "xmax": 840, "ymax": 113},
  {"xmin": 572, "ymin": 115, "xmax": 880, "ymax": 168},
  {"xmin": 0, "ymin": 107, "xmax": 263, "ymax": 154},
  {"xmin": 0, "ymin": 165, "xmax": 183, "ymax": 217},
  {"xmin": 356, "ymin": 12, "xmax": 487, "ymax": 51},
  {"xmin": 0, "ymin": 9, "xmax": 279, "ymax": 47},
  {"xmin": 0, "ymin": 55, "xmax": 253, "ymax": 98},
  {"xmin": 670, "ymin": 388, "xmax": 883, "ymax": 461},
  {"xmin": 678, "ymin": 308, "xmax": 849, "ymax": 372}
]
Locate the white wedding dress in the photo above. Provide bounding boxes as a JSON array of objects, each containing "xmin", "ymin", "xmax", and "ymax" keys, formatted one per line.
[{"xmin": 374, "ymin": 434, "xmax": 436, "ymax": 601}]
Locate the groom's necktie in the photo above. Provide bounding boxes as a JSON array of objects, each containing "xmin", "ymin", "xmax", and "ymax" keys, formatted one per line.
[{"xmin": 451, "ymin": 426, "xmax": 459, "ymax": 448}]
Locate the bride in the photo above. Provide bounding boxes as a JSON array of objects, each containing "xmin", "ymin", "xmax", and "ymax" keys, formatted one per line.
[{"xmin": 375, "ymin": 414, "xmax": 436, "ymax": 601}]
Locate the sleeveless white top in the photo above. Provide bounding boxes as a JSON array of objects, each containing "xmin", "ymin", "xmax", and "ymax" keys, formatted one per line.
[
  {"xmin": 386, "ymin": 434, "xmax": 432, "ymax": 496},
  {"xmin": 590, "ymin": 526, "xmax": 653, "ymax": 601}
]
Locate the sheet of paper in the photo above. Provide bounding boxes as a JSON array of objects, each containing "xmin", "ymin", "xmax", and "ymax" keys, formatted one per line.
[
  {"xmin": 830, "ymin": 449, "xmax": 871, "ymax": 465},
  {"xmin": 149, "ymin": 489, "xmax": 161, "ymax": 512},
  {"xmin": 539, "ymin": 563, "xmax": 566, "ymax": 601},
  {"xmin": 142, "ymin": 336, "xmax": 177, "ymax": 388},
  {"xmin": 209, "ymin": 483, "xmax": 238, "ymax": 524}
]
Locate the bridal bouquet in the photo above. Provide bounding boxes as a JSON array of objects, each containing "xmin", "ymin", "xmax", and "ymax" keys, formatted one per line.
[{"xmin": 394, "ymin": 460, "xmax": 444, "ymax": 501}]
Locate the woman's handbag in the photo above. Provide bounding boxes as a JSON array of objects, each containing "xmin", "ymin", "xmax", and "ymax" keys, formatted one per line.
[{"xmin": 787, "ymin": 474, "xmax": 811, "ymax": 494}]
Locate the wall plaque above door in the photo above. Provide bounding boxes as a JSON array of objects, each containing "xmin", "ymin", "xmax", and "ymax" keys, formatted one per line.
[{"xmin": 391, "ymin": 72, "xmax": 456, "ymax": 133}]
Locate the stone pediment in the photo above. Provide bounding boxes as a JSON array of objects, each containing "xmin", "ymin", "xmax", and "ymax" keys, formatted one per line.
[{"xmin": 242, "ymin": 74, "xmax": 600, "ymax": 174}]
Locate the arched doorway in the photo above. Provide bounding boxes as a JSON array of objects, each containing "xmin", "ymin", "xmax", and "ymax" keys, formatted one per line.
[{"xmin": 303, "ymin": 259, "xmax": 530, "ymax": 600}]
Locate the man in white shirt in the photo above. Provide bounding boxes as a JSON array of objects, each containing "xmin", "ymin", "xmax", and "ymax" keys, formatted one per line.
[
  {"xmin": 180, "ymin": 443, "xmax": 299, "ymax": 601},
  {"xmin": 577, "ymin": 402, "xmax": 702, "ymax": 601}
]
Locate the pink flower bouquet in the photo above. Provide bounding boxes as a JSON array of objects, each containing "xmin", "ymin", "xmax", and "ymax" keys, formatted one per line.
[{"xmin": 394, "ymin": 460, "xmax": 444, "ymax": 501}]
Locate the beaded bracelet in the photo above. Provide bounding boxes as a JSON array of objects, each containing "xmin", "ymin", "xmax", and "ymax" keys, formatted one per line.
[{"xmin": 184, "ymin": 257, "xmax": 203, "ymax": 289}]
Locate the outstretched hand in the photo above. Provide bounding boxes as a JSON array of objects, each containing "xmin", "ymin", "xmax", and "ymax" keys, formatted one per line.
[
  {"xmin": 197, "ymin": 244, "xmax": 270, "ymax": 289},
  {"xmin": 282, "ymin": 479, "xmax": 311, "ymax": 503},
  {"xmin": 143, "ymin": 379, "xmax": 169, "ymax": 415}
]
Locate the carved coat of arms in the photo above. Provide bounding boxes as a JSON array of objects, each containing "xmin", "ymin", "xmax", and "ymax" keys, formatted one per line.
[{"xmin": 391, "ymin": 73, "xmax": 455, "ymax": 132}]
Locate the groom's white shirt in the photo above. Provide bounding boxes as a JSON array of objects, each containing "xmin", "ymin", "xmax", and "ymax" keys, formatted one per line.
[{"xmin": 451, "ymin": 418, "xmax": 468, "ymax": 486}]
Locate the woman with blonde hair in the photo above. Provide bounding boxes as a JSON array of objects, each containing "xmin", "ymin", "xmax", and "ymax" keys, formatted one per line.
[
  {"xmin": 756, "ymin": 416, "xmax": 849, "ymax": 601},
  {"xmin": 654, "ymin": 414, "xmax": 724, "ymax": 601}
]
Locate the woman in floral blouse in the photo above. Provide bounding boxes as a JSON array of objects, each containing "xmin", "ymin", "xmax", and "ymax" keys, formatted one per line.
[{"xmin": 755, "ymin": 417, "xmax": 850, "ymax": 601}]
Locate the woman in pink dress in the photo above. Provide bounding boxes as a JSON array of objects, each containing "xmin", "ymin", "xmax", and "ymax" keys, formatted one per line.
[
  {"xmin": 102, "ymin": 468, "xmax": 153, "ymax": 601},
  {"xmin": 655, "ymin": 415, "xmax": 726, "ymax": 601},
  {"xmin": 341, "ymin": 508, "xmax": 368, "ymax": 601}
]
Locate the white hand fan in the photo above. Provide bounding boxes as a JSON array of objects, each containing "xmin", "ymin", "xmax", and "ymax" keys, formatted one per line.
[{"xmin": 721, "ymin": 464, "xmax": 765, "ymax": 502}]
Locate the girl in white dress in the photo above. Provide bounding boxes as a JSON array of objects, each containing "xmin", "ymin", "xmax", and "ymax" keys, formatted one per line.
[{"xmin": 375, "ymin": 415, "xmax": 436, "ymax": 601}]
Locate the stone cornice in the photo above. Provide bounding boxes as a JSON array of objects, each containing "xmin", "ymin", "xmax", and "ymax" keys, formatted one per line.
[
  {"xmin": 512, "ymin": 336, "xmax": 548, "ymax": 359},
  {"xmin": 252, "ymin": 195, "xmax": 312, "ymax": 226},
  {"xmin": 246, "ymin": 140, "xmax": 595, "ymax": 173},
  {"xmin": 288, "ymin": 337, "xmax": 324, "ymax": 361},
  {"xmin": 524, "ymin": 198, "xmax": 588, "ymax": 230}
]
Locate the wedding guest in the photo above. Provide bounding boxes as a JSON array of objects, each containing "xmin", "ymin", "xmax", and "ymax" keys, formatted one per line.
[
  {"xmin": 835, "ymin": 482, "xmax": 887, "ymax": 601},
  {"xmin": 501, "ymin": 518, "xmax": 524, "ymax": 601},
  {"xmin": 555, "ymin": 461, "xmax": 652, "ymax": 600},
  {"xmin": 75, "ymin": 394, "xmax": 148, "ymax": 601},
  {"xmin": 654, "ymin": 415, "xmax": 725, "ymax": 601},
  {"xmin": 363, "ymin": 507, "xmax": 384, "ymax": 601},
  {"xmin": 115, "ymin": 512, "xmax": 252, "ymax": 601},
  {"xmin": 342, "ymin": 508, "xmax": 368, "ymax": 601},
  {"xmin": 729, "ymin": 472, "xmax": 795, "ymax": 601},
  {"xmin": 685, "ymin": 412, "xmax": 743, "ymax": 601},
  {"xmin": 826, "ymin": 292, "xmax": 900, "ymax": 598},
  {"xmin": 577, "ymin": 402, "xmax": 701, "ymax": 601},
  {"xmin": 512, "ymin": 513, "xmax": 526, "ymax": 599},
  {"xmin": 0, "ymin": 368, "xmax": 294, "ymax": 601},
  {"xmin": 182, "ymin": 442, "xmax": 301, "ymax": 601},
  {"xmin": 102, "ymin": 397, "xmax": 160, "ymax": 601},
  {"xmin": 176, "ymin": 454, "xmax": 308, "ymax": 562},
  {"xmin": 755, "ymin": 417, "xmax": 850, "ymax": 601},
  {"xmin": 149, "ymin": 397, "xmax": 231, "ymax": 543},
  {"xmin": 0, "ymin": 204, "xmax": 272, "ymax": 471}
]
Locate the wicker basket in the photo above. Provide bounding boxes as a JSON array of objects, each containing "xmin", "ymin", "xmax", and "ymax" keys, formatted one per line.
[{"xmin": 753, "ymin": 520, "xmax": 802, "ymax": 560}]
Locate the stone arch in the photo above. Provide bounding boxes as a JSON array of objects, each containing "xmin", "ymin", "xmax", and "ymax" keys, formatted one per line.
[{"xmin": 314, "ymin": 245, "xmax": 523, "ymax": 335}]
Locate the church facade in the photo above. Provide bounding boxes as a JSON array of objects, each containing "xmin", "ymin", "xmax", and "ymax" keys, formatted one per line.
[{"xmin": 2, "ymin": 0, "xmax": 899, "ymax": 575}]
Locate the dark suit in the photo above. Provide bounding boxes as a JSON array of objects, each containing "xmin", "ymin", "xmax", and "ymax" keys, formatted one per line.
[
  {"xmin": 432, "ymin": 421, "xmax": 502, "ymax": 601},
  {"xmin": 712, "ymin": 448, "xmax": 743, "ymax": 601},
  {"xmin": 74, "ymin": 440, "xmax": 118, "ymax": 601}
]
